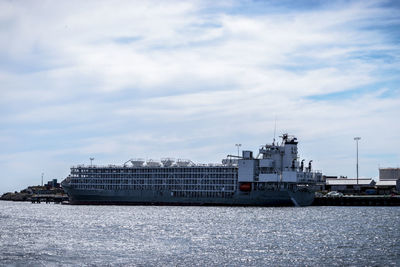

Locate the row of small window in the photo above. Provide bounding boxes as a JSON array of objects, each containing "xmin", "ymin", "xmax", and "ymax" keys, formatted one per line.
[
  {"xmin": 72, "ymin": 181, "xmax": 236, "ymax": 187},
  {"xmin": 72, "ymin": 184, "xmax": 236, "ymax": 192},
  {"xmin": 70, "ymin": 174, "xmax": 237, "ymax": 179},
  {"xmin": 72, "ymin": 168, "xmax": 236, "ymax": 174},
  {"xmin": 70, "ymin": 178, "xmax": 236, "ymax": 184},
  {"xmin": 252, "ymin": 182, "xmax": 296, "ymax": 191},
  {"xmin": 297, "ymin": 173, "xmax": 314, "ymax": 178}
]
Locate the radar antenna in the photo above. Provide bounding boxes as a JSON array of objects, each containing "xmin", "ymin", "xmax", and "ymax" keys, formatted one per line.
[{"xmin": 273, "ymin": 115, "xmax": 277, "ymax": 145}]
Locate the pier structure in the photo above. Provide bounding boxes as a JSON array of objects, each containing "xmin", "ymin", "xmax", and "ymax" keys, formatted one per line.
[
  {"xmin": 31, "ymin": 194, "xmax": 69, "ymax": 204},
  {"xmin": 313, "ymin": 195, "xmax": 400, "ymax": 206}
]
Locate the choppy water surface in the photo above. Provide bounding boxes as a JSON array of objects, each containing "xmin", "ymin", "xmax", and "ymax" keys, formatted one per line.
[{"xmin": 0, "ymin": 202, "xmax": 399, "ymax": 266}]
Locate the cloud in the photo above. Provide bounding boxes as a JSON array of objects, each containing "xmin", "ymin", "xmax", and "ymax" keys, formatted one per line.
[{"xmin": 0, "ymin": 0, "xmax": 399, "ymax": 192}]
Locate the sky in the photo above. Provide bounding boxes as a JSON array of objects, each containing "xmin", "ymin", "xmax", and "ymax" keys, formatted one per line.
[{"xmin": 1, "ymin": 0, "xmax": 399, "ymax": 193}]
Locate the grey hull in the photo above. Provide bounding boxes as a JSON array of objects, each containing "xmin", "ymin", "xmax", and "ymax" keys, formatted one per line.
[{"xmin": 63, "ymin": 187, "xmax": 314, "ymax": 207}]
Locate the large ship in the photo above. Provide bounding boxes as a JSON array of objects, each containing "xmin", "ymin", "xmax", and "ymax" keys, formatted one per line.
[{"xmin": 61, "ymin": 134, "xmax": 322, "ymax": 206}]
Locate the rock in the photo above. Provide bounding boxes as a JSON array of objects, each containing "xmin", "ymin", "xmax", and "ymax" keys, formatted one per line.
[{"xmin": 0, "ymin": 192, "xmax": 31, "ymax": 201}]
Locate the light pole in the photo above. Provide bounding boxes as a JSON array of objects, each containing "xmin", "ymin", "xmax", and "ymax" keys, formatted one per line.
[
  {"xmin": 354, "ymin": 137, "xmax": 361, "ymax": 184},
  {"xmin": 235, "ymin": 144, "xmax": 241, "ymax": 158},
  {"xmin": 90, "ymin": 157, "xmax": 94, "ymax": 167},
  {"xmin": 41, "ymin": 173, "xmax": 44, "ymax": 187}
]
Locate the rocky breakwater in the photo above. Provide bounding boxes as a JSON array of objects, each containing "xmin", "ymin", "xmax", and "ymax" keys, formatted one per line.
[
  {"xmin": 1, "ymin": 185, "xmax": 66, "ymax": 202},
  {"xmin": 0, "ymin": 191, "xmax": 31, "ymax": 201}
]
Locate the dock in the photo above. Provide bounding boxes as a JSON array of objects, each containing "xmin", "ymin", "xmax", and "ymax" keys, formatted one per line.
[
  {"xmin": 31, "ymin": 194, "xmax": 69, "ymax": 204},
  {"xmin": 313, "ymin": 195, "xmax": 400, "ymax": 206}
]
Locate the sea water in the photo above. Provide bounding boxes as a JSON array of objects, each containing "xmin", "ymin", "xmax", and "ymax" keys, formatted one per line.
[{"xmin": 0, "ymin": 201, "xmax": 399, "ymax": 266}]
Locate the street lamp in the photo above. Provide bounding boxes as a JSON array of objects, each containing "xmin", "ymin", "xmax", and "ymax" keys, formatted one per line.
[
  {"xmin": 235, "ymin": 144, "xmax": 242, "ymax": 158},
  {"xmin": 354, "ymin": 137, "xmax": 361, "ymax": 184}
]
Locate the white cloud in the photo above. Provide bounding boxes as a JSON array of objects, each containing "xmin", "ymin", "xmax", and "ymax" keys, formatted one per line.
[{"xmin": 0, "ymin": 0, "xmax": 399, "ymax": 192}]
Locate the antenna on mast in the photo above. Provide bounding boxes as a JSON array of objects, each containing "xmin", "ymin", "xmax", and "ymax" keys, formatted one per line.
[{"xmin": 273, "ymin": 115, "xmax": 277, "ymax": 145}]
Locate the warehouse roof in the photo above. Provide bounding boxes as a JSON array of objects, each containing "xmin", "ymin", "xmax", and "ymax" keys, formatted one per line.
[
  {"xmin": 326, "ymin": 178, "xmax": 375, "ymax": 186},
  {"xmin": 376, "ymin": 180, "xmax": 398, "ymax": 186}
]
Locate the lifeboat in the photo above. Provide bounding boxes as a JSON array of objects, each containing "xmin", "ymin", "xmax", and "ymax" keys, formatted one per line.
[{"xmin": 239, "ymin": 182, "xmax": 252, "ymax": 192}]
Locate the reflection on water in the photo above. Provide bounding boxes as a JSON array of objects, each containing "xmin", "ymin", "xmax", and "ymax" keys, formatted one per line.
[{"xmin": 0, "ymin": 202, "xmax": 399, "ymax": 266}]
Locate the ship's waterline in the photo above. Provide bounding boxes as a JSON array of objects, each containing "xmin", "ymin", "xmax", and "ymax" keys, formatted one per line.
[{"xmin": 62, "ymin": 134, "xmax": 322, "ymax": 206}]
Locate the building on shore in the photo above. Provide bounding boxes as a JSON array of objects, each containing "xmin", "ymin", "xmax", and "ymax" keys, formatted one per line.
[
  {"xmin": 375, "ymin": 180, "xmax": 400, "ymax": 195},
  {"xmin": 377, "ymin": 168, "xmax": 400, "ymax": 194},
  {"xmin": 325, "ymin": 177, "xmax": 375, "ymax": 194},
  {"xmin": 0, "ymin": 178, "xmax": 65, "ymax": 201},
  {"xmin": 379, "ymin": 168, "xmax": 400, "ymax": 180},
  {"xmin": 323, "ymin": 167, "xmax": 400, "ymax": 195}
]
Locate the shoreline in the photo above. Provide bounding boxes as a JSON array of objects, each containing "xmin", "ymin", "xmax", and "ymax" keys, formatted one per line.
[{"xmin": 2, "ymin": 194, "xmax": 399, "ymax": 206}]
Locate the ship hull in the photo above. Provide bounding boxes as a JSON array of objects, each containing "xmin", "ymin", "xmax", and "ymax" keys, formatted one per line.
[{"xmin": 63, "ymin": 186, "xmax": 314, "ymax": 207}]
